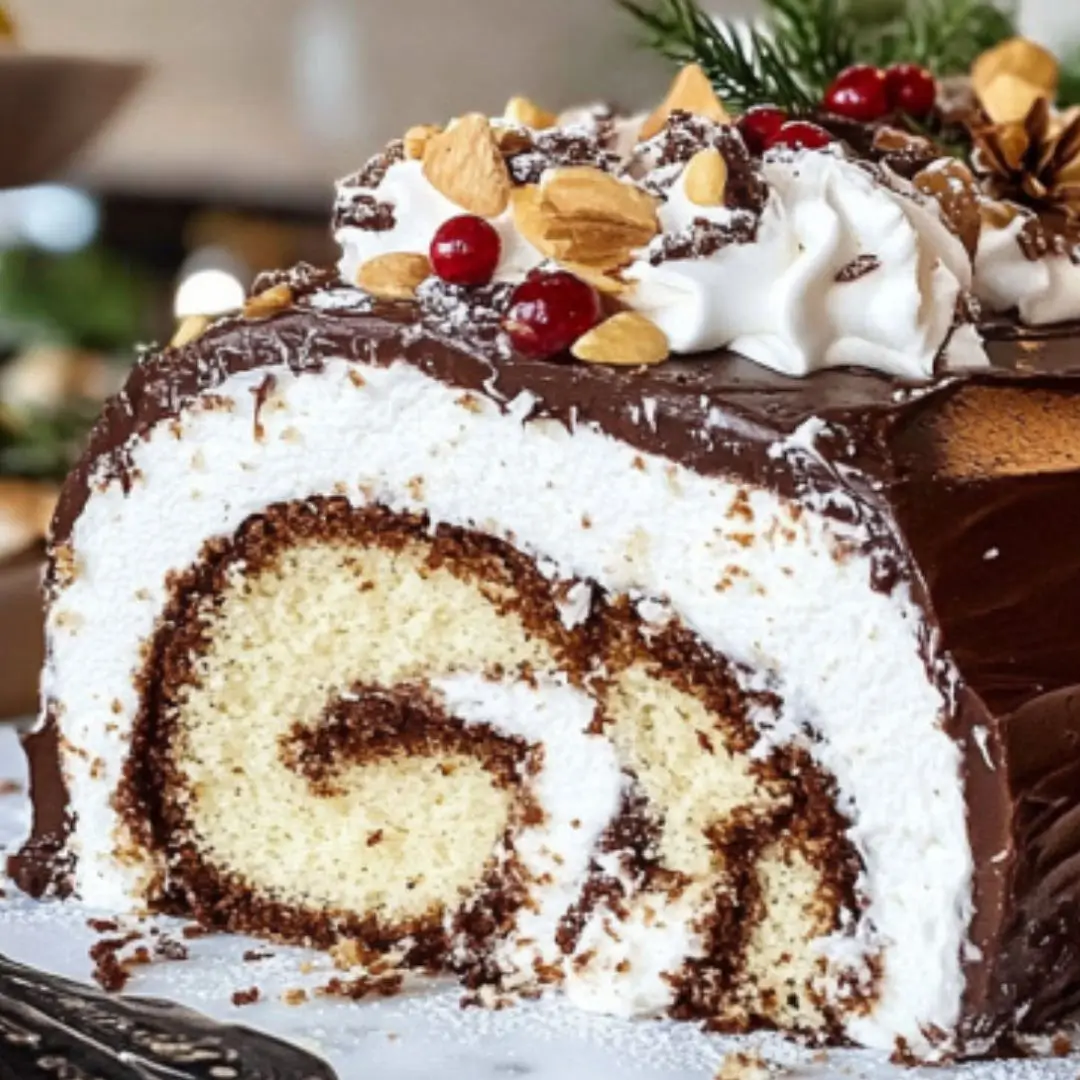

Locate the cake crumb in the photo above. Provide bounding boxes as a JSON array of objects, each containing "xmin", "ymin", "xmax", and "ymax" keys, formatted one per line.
[
  {"xmin": 181, "ymin": 923, "xmax": 209, "ymax": 939},
  {"xmin": 88, "ymin": 932, "xmax": 144, "ymax": 993},
  {"xmin": 282, "ymin": 988, "xmax": 309, "ymax": 1006},
  {"xmin": 154, "ymin": 936, "xmax": 189, "ymax": 961},
  {"xmin": 0, "ymin": 779, "xmax": 23, "ymax": 795},
  {"xmin": 330, "ymin": 938, "xmax": 384, "ymax": 971},
  {"xmin": 231, "ymin": 987, "xmax": 261, "ymax": 1007},
  {"xmin": 715, "ymin": 1051, "xmax": 778, "ymax": 1079},
  {"xmin": 86, "ymin": 918, "xmax": 120, "ymax": 933},
  {"xmin": 242, "ymin": 949, "xmax": 275, "ymax": 962},
  {"xmin": 1051, "ymin": 1032, "xmax": 1072, "ymax": 1056},
  {"xmin": 315, "ymin": 973, "xmax": 405, "ymax": 1001}
]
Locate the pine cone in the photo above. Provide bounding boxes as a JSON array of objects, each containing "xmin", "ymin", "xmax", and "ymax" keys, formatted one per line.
[{"xmin": 971, "ymin": 97, "xmax": 1080, "ymax": 220}]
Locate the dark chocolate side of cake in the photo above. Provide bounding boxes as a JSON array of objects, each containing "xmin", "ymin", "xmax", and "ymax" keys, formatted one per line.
[{"xmin": 12, "ymin": 297, "xmax": 1080, "ymax": 1043}]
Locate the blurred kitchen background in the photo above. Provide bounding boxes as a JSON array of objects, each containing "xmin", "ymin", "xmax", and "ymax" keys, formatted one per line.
[{"xmin": 0, "ymin": 0, "xmax": 1075, "ymax": 718}]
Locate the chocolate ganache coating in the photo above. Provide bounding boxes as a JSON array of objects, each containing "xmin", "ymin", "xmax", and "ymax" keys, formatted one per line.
[{"xmin": 12, "ymin": 290, "xmax": 1080, "ymax": 1044}]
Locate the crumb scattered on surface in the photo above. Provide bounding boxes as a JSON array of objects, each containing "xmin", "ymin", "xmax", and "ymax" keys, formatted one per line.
[
  {"xmin": 88, "ymin": 932, "xmax": 143, "ymax": 992},
  {"xmin": 231, "ymin": 987, "xmax": 261, "ymax": 1007},
  {"xmin": 154, "ymin": 936, "xmax": 189, "ymax": 961},
  {"xmin": 329, "ymin": 938, "xmax": 390, "ymax": 971},
  {"xmin": 315, "ymin": 972, "xmax": 405, "ymax": 1001},
  {"xmin": 181, "ymin": 923, "xmax": 209, "ymax": 939},
  {"xmin": 716, "ymin": 1051, "xmax": 780, "ymax": 1080},
  {"xmin": 282, "ymin": 988, "xmax": 309, "ymax": 1006},
  {"xmin": 243, "ymin": 948, "xmax": 275, "ymax": 962},
  {"xmin": 86, "ymin": 918, "xmax": 120, "ymax": 933},
  {"xmin": 0, "ymin": 779, "xmax": 23, "ymax": 795}
]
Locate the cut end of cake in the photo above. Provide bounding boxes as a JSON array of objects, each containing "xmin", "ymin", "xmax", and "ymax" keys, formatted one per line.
[{"xmin": 104, "ymin": 496, "xmax": 867, "ymax": 1030}]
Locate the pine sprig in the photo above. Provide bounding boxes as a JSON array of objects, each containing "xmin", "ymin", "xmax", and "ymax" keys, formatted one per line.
[
  {"xmin": 616, "ymin": 0, "xmax": 818, "ymax": 112},
  {"xmin": 619, "ymin": 0, "xmax": 1018, "ymax": 113}
]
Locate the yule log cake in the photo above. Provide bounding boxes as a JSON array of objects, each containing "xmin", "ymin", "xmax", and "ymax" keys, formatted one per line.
[{"xmin": 12, "ymin": 33, "xmax": 1080, "ymax": 1060}]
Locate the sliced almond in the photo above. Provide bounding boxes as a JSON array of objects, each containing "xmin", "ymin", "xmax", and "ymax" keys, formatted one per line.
[
  {"xmin": 914, "ymin": 160, "xmax": 982, "ymax": 257},
  {"xmin": 356, "ymin": 252, "xmax": 431, "ymax": 300},
  {"xmin": 404, "ymin": 124, "xmax": 442, "ymax": 160},
  {"xmin": 542, "ymin": 167, "xmax": 658, "ymax": 232},
  {"xmin": 243, "ymin": 283, "xmax": 294, "ymax": 319},
  {"xmin": 683, "ymin": 147, "xmax": 728, "ymax": 206},
  {"xmin": 566, "ymin": 268, "xmax": 632, "ymax": 297},
  {"xmin": 170, "ymin": 315, "xmax": 212, "ymax": 348},
  {"xmin": 559, "ymin": 261, "xmax": 633, "ymax": 295},
  {"xmin": 639, "ymin": 63, "xmax": 729, "ymax": 142},
  {"xmin": 571, "ymin": 311, "xmax": 669, "ymax": 366},
  {"xmin": 979, "ymin": 73, "xmax": 1049, "ymax": 127},
  {"xmin": 422, "ymin": 113, "xmax": 511, "ymax": 217},
  {"xmin": 972, "ymin": 38, "xmax": 1058, "ymax": 125},
  {"xmin": 511, "ymin": 184, "xmax": 548, "ymax": 250},
  {"xmin": 513, "ymin": 173, "xmax": 658, "ymax": 270},
  {"xmin": 504, "ymin": 95, "xmax": 557, "ymax": 130},
  {"xmin": 973, "ymin": 37, "xmax": 1058, "ymax": 106}
]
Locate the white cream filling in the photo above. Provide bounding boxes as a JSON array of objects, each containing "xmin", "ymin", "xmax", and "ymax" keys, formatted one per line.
[
  {"xmin": 974, "ymin": 214, "xmax": 1080, "ymax": 325},
  {"xmin": 43, "ymin": 356, "xmax": 968, "ymax": 1051},
  {"xmin": 432, "ymin": 674, "xmax": 622, "ymax": 982}
]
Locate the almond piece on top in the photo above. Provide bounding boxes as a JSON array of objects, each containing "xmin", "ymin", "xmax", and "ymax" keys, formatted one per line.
[
  {"xmin": 404, "ymin": 124, "xmax": 442, "ymax": 160},
  {"xmin": 639, "ymin": 63, "xmax": 729, "ymax": 142},
  {"xmin": 571, "ymin": 311, "xmax": 670, "ymax": 366},
  {"xmin": 972, "ymin": 37, "xmax": 1058, "ymax": 124},
  {"xmin": 504, "ymin": 95, "xmax": 558, "ymax": 130},
  {"xmin": 683, "ymin": 147, "xmax": 728, "ymax": 207},
  {"xmin": 914, "ymin": 160, "xmax": 981, "ymax": 257},
  {"xmin": 538, "ymin": 168, "xmax": 659, "ymax": 270},
  {"xmin": 559, "ymin": 261, "xmax": 633, "ymax": 296},
  {"xmin": 422, "ymin": 113, "xmax": 512, "ymax": 217},
  {"xmin": 243, "ymin": 283, "xmax": 294, "ymax": 319},
  {"xmin": 511, "ymin": 184, "xmax": 547, "ymax": 250},
  {"xmin": 356, "ymin": 252, "xmax": 431, "ymax": 300},
  {"xmin": 542, "ymin": 167, "xmax": 658, "ymax": 234},
  {"xmin": 170, "ymin": 315, "xmax": 213, "ymax": 348}
]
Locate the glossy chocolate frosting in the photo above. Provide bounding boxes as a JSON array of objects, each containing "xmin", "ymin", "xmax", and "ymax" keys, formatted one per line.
[{"xmin": 12, "ymin": 290, "xmax": 1080, "ymax": 1046}]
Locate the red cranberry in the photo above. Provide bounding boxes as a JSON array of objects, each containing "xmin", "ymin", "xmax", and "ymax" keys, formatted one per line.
[
  {"xmin": 766, "ymin": 121, "xmax": 834, "ymax": 151},
  {"xmin": 736, "ymin": 105, "xmax": 788, "ymax": 154},
  {"xmin": 504, "ymin": 271, "xmax": 602, "ymax": 360},
  {"xmin": 823, "ymin": 64, "xmax": 889, "ymax": 122},
  {"xmin": 885, "ymin": 63, "xmax": 937, "ymax": 119},
  {"xmin": 429, "ymin": 214, "xmax": 501, "ymax": 286}
]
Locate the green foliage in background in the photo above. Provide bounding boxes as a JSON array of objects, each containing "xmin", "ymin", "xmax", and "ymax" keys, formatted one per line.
[
  {"xmin": 0, "ymin": 246, "xmax": 147, "ymax": 480},
  {"xmin": 0, "ymin": 399, "xmax": 101, "ymax": 480},
  {"xmin": 0, "ymin": 245, "xmax": 147, "ymax": 353},
  {"xmin": 618, "ymin": 0, "xmax": 1018, "ymax": 112}
]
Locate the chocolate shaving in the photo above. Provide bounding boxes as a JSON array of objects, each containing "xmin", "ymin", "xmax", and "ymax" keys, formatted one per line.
[
  {"xmin": 337, "ymin": 138, "xmax": 406, "ymax": 191},
  {"xmin": 250, "ymin": 263, "xmax": 339, "ymax": 302},
  {"xmin": 505, "ymin": 126, "xmax": 622, "ymax": 185},
  {"xmin": 835, "ymin": 254, "xmax": 882, "ymax": 283}
]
